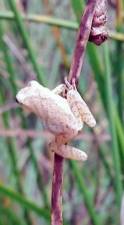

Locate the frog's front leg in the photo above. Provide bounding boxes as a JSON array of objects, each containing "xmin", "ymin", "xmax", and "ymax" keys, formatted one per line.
[{"xmin": 66, "ymin": 87, "xmax": 96, "ymax": 128}]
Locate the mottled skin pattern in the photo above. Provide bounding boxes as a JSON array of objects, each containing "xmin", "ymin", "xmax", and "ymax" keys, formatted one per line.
[{"xmin": 16, "ymin": 80, "xmax": 96, "ymax": 161}]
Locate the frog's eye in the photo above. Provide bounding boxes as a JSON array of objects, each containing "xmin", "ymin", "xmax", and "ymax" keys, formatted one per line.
[
  {"xmin": 28, "ymin": 80, "xmax": 38, "ymax": 87},
  {"xmin": 27, "ymin": 81, "xmax": 32, "ymax": 87}
]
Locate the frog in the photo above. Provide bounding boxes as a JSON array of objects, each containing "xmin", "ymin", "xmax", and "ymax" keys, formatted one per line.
[{"xmin": 16, "ymin": 79, "xmax": 96, "ymax": 161}]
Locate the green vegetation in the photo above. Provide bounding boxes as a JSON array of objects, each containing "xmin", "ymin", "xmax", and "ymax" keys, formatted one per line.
[{"xmin": 0, "ymin": 0, "xmax": 124, "ymax": 224}]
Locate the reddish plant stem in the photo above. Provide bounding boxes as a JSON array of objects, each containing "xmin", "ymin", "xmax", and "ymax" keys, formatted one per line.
[
  {"xmin": 51, "ymin": 1, "xmax": 99, "ymax": 225},
  {"xmin": 69, "ymin": 0, "xmax": 97, "ymax": 84},
  {"xmin": 51, "ymin": 154, "xmax": 64, "ymax": 225}
]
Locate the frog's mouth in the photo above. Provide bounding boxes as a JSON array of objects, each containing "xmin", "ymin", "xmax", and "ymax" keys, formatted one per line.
[
  {"xmin": 15, "ymin": 96, "xmax": 31, "ymax": 113},
  {"xmin": 15, "ymin": 97, "xmax": 20, "ymax": 104}
]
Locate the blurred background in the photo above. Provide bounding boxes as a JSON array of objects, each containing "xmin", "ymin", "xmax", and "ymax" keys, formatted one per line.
[{"xmin": 0, "ymin": 0, "xmax": 124, "ymax": 224}]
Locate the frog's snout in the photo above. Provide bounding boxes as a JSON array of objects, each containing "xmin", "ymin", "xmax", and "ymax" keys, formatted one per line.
[
  {"xmin": 15, "ymin": 92, "xmax": 21, "ymax": 104},
  {"xmin": 15, "ymin": 96, "xmax": 19, "ymax": 104},
  {"xmin": 16, "ymin": 90, "xmax": 26, "ymax": 105}
]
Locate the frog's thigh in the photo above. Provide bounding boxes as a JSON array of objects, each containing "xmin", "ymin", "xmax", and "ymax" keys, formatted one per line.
[
  {"xmin": 67, "ymin": 92, "xmax": 83, "ymax": 128},
  {"xmin": 52, "ymin": 84, "xmax": 66, "ymax": 95},
  {"xmin": 67, "ymin": 90, "xmax": 96, "ymax": 127},
  {"xmin": 50, "ymin": 143, "xmax": 87, "ymax": 161}
]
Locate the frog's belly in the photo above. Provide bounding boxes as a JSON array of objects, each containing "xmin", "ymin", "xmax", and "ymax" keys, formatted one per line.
[
  {"xmin": 38, "ymin": 100, "xmax": 77, "ymax": 134},
  {"xmin": 44, "ymin": 113, "xmax": 76, "ymax": 134},
  {"xmin": 35, "ymin": 94, "xmax": 82, "ymax": 134}
]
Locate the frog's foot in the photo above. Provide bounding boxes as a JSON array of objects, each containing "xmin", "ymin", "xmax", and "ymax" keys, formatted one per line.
[
  {"xmin": 52, "ymin": 84, "xmax": 66, "ymax": 96},
  {"xmin": 49, "ymin": 142, "xmax": 87, "ymax": 161}
]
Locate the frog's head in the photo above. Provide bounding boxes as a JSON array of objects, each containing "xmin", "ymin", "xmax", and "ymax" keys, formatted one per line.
[{"xmin": 16, "ymin": 80, "xmax": 43, "ymax": 112}]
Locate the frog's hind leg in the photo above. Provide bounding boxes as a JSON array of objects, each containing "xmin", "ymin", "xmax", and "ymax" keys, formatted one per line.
[
  {"xmin": 67, "ymin": 89, "xmax": 96, "ymax": 128},
  {"xmin": 50, "ymin": 142, "xmax": 87, "ymax": 161}
]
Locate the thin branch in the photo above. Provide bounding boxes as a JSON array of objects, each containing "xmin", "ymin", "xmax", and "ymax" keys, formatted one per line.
[
  {"xmin": 0, "ymin": 11, "xmax": 78, "ymax": 30},
  {"xmin": 51, "ymin": 1, "xmax": 99, "ymax": 225},
  {"xmin": 0, "ymin": 11, "xmax": 123, "ymax": 41},
  {"xmin": 51, "ymin": 154, "xmax": 63, "ymax": 225},
  {"xmin": 68, "ymin": 1, "xmax": 108, "ymax": 225},
  {"xmin": 68, "ymin": 0, "xmax": 97, "ymax": 83}
]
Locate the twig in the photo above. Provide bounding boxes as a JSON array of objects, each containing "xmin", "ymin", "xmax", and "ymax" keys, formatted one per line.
[
  {"xmin": 0, "ymin": 11, "xmax": 78, "ymax": 29},
  {"xmin": 51, "ymin": 154, "xmax": 63, "ymax": 225},
  {"xmin": 0, "ymin": 11, "xmax": 123, "ymax": 41},
  {"xmin": 51, "ymin": 1, "xmax": 99, "ymax": 225},
  {"xmin": 68, "ymin": 0, "xmax": 96, "ymax": 83}
]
